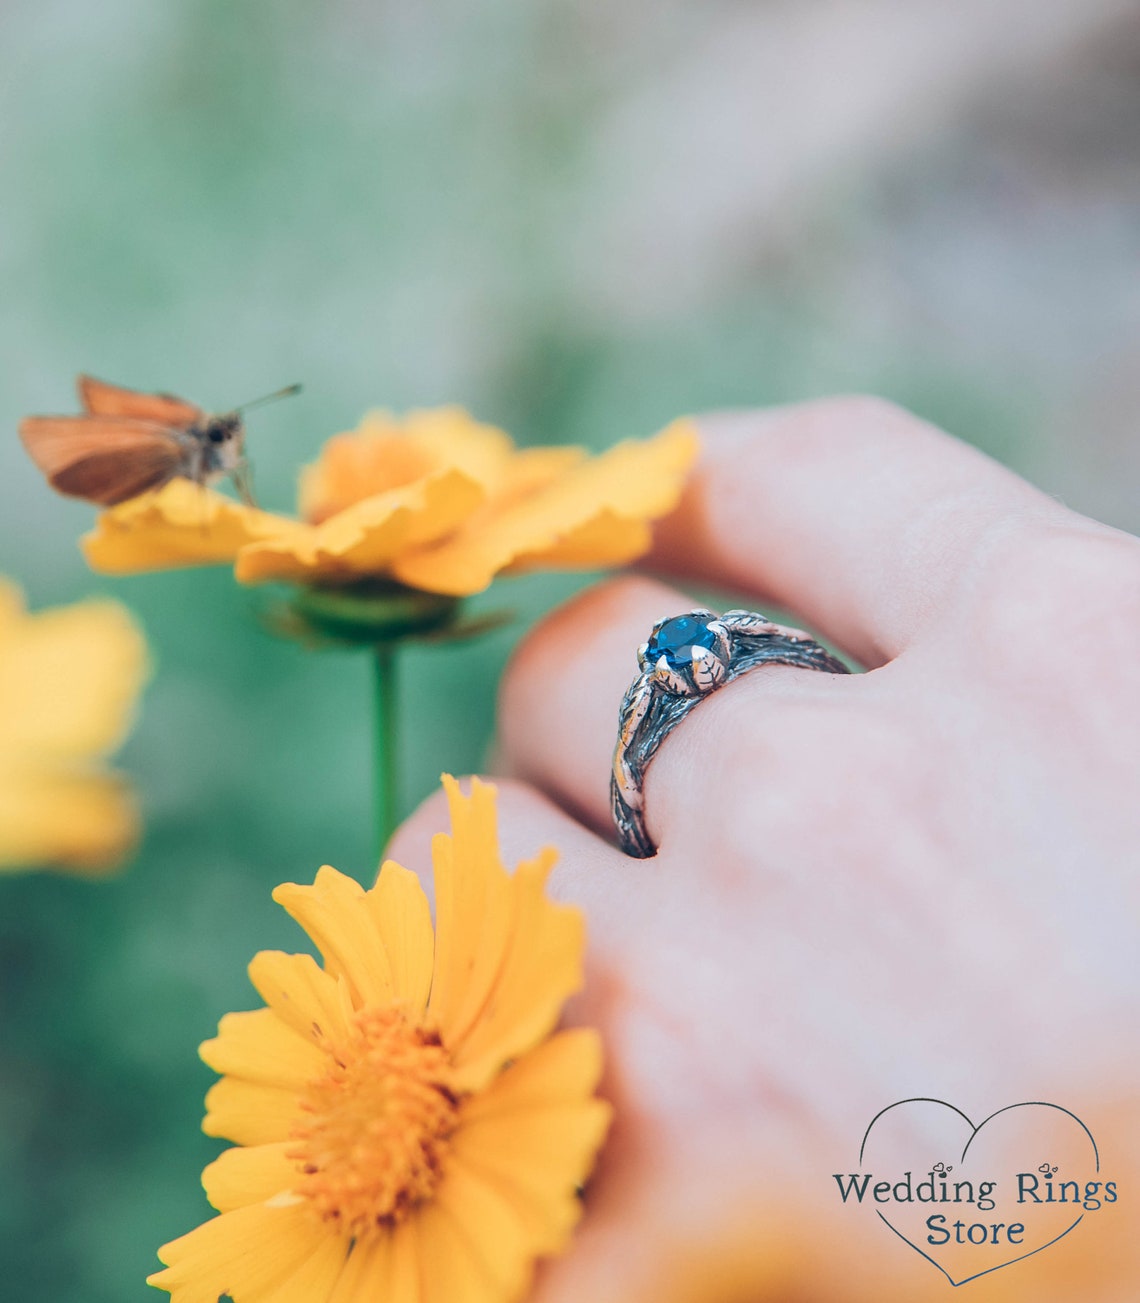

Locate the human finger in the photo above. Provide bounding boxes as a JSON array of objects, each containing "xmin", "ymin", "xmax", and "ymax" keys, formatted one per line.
[
  {"xmin": 496, "ymin": 573, "xmax": 857, "ymax": 843},
  {"xmin": 647, "ymin": 397, "xmax": 1074, "ymax": 665}
]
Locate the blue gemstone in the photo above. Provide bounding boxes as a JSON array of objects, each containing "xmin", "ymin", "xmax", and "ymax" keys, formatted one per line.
[{"xmin": 646, "ymin": 614, "xmax": 717, "ymax": 670}]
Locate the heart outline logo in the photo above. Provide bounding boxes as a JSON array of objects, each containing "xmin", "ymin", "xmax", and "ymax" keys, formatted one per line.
[{"xmin": 858, "ymin": 1098, "xmax": 1100, "ymax": 1287}]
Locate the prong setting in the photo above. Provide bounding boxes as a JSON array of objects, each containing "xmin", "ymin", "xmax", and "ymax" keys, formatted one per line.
[
  {"xmin": 651, "ymin": 654, "xmax": 693, "ymax": 696},
  {"xmin": 706, "ymin": 619, "xmax": 732, "ymax": 662},
  {"xmin": 643, "ymin": 611, "xmax": 731, "ymax": 696},
  {"xmin": 612, "ymin": 606, "xmax": 851, "ymax": 858},
  {"xmin": 690, "ymin": 644, "xmax": 727, "ymax": 692}
]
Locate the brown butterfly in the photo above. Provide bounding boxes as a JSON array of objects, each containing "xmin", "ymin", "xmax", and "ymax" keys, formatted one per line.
[{"xmin": 19, "ymin": 375, "xmax": 300, "ymax": 508}]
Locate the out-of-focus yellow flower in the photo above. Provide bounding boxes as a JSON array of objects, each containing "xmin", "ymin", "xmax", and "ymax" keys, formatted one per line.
[
  {"xmin": 83, "ymin": 408, "xmax": 699, "ymax": 596},
  {"xmin": 149, "ymin": 776, "xmax": 611, "ymax": 1303},
  {"xmin": 627, "ymin": 1179, "xmax": 1139, "ymax": 1303},
  {"xmin": 613, "ymin": 1210, "xmax": 914, "ymax": 1303},
  {"xmin": 0, "ymin": 579, "xmax": 147, "ymax": 874}
]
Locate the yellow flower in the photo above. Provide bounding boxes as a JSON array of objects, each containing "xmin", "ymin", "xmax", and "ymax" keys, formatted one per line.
[
  {"xmin": 629, "ymin": 1183, "xmax": 1140, "ymax": 1303},
  {"xmin": 83, "ymin": 408, "xmax": 699, "ymax": 596},
  {"xmin": 630, "ymin": 1213, "xmax": 920, "ymax": 1303},
  {"xmin": 0, "ymin": 578, "xmax": 147, "ymax": 874},
  {"xmin": 149, "ymin": 776, "xmax": 611, "ymax": 1303}
]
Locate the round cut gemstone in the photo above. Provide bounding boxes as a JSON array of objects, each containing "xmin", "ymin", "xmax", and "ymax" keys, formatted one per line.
[{"xmin": 646, "ymin": 614, "xmax": 717, "ymax": 670}]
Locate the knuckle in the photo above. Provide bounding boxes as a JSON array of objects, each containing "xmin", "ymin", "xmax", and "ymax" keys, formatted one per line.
[
  {"xmin": 811, "ymin": 392, "xmax": 915, "ymax": 432},
  {"xmin": 715, "ymin": 395, "xmax": 929, "ymax": 485},
  {"xmin": 771, "ymin": 394, "xmax": 924, "ymax": 464},
  {"xmin": 972, "ymin": 523, "xmax": 1140, "ymax": 634},
  {"xmin": 965, "ymin": 523, "xmax": 1140, "ymax": 687}
]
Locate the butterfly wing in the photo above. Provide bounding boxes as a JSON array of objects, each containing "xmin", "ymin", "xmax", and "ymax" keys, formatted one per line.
[
  {"xmin": 76, "ymin": 374, "xmax": 202, "ymax": 426},
  {"xmin": 19, "ymin": 416, "xmax": 188, "ymax": 506}
]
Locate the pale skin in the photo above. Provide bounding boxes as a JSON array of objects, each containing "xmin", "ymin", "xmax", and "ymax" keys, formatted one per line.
[{"xmin": 388, "ymin": 398, "xmax": 1140, "ymax": 1300}]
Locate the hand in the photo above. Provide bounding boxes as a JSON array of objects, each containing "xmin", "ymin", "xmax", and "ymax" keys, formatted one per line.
[{"xmin": 389, "ymin": 397, "xmax": 1140, "ymax": 1300}]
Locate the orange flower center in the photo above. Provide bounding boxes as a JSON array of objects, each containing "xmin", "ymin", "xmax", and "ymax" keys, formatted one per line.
[{"xmin": 288, "ymin": 1008, "xmax": 458, "ymax": 1237}]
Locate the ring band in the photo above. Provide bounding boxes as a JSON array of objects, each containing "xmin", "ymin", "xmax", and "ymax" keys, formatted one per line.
[{"xmin": 611, "ymin": 608, "xmax": 849, "ymax": 857}]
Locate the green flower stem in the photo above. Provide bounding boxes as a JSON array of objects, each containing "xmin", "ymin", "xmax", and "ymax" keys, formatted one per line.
[
  {"xmin": 372, "ymin": 644, "xmax": 399, "ymax": 860},
  {"xmin": 276, "ymin": 581, "xmax": 511, "ymax": 861}
]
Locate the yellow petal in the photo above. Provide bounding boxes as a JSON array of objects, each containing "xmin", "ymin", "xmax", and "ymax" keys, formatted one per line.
[
  {"xmin": 391, "ymin": 420, "xmax": 699, "ymax": 595},
  {"xmin": 446, "ymin": 848, "xmax": 585, "ymax": 1090},
  {"xmin": 200, "ymin": 1007, "xmax": 326, "ymax": 1090},
  {"xmin": 429, "ymin": 1162, "xmax": 538, "ymax": 1301},
  {"xmin": 368, "ymin": 860, "xmax": 435, "ymax": 1012},
  {"xmin": 148, "ymin": 1199, "xmax": 347, "ymax": 1303},
  {"xmin": 201, "ymin": 1142, "xmax": 298, "ymax": 1212},
  {"xmin": 0, "ymin": 582, "xmax": 147, "ymax": 759},
  {"xmin": 508, "ymin": 508, "xmax": 651, "ymax": 571},
  {"xmin": 415, "ymin": 1199, "xmax": 512, "ymax": 1303},
  {"xmin": 426, "ymin": 777, "xmax": 587, "ymax": 1090},
  {"xmin": 203, "ymin": 1076, "xmax": 304, "ymax": 1147},
  {"xmin": 82, "ymin": 478, "xmax": 299, "ymax": 574},
  {"xmin": 246, "ymin": 950, "xmax": 353, "ymax": 1046},
  {"xmin": 0, "ymin": 768, "xmax": 137, "ymax": 875},
  {"xmin": 460, "ymin": 1026, "xmax": 607, "ymax": 1117},
  {"xmin": 510, "ymin": 419, "xmax": 698, "ymax": 569},
  {"xmin": 453, "ymin": 1031, "xmax": 612, "ymax": 1245},
  {"xmin": 0, "ymin": 581, "xmax": 147, "ymax": 874},
  {"xmin": 300, "ymin": 408, "xmax": 514, "ymax": 523},
  {"xmin": 272, "ymin": 867, "xmax": 396, "ymax": 1009},
  {"xmin": 426, "ymin": 778, "xmax": 517, "ymax": 1061},
  {"xmin": 487, "ymin": 446, "xmax": 586, "ymax": 509},
  {"xmin": 235, "ymin": 469, "xmax": 485, "ymax": 585},
  {"xmin": 327, "ymin": 1222, "xmax": 420, "ymax": 1303}
]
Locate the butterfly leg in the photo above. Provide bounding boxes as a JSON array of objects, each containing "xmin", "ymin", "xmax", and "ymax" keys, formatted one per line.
[{"xmin": 232, "ymin": 460, "xmax": 259, "ymax": 508}]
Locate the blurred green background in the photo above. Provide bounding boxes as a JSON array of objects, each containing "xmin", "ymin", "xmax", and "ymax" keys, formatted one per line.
[{"xmin": 2, "ymin": 2, "xmax": 1139, "ymax": 1298}]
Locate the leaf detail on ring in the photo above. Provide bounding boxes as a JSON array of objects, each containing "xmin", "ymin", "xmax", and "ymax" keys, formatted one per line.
[{"xmin": 691, "ymin": 646, "xmax": 726, "ymax": 693}]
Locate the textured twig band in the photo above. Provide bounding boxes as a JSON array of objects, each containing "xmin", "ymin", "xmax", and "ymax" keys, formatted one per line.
[{"xmin": 611, "ymin": 609, "xmax": 850, "ymax": 857}]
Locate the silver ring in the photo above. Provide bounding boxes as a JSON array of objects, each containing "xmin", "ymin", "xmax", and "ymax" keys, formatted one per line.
[{"xmin": 611, "ymin": 608, "xmax": 850, "ymax": 857}]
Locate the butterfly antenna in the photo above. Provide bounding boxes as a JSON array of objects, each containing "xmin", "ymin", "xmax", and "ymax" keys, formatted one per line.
[{"xmin": 233, "ymin": 383, "xmax": 303, "ymax": 414}]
